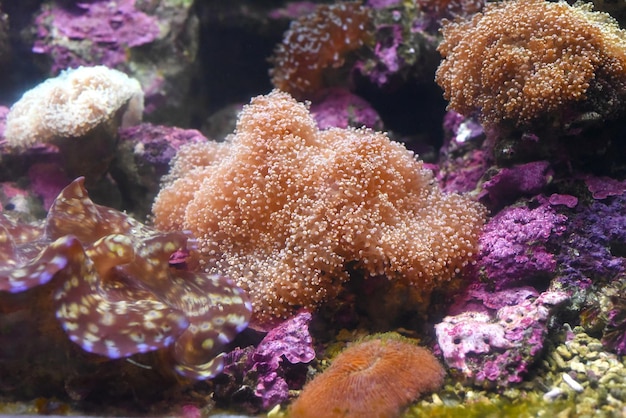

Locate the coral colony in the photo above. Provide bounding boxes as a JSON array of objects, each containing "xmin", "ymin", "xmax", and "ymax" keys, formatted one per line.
[{"xmin": 0, "ymin": 0, "xmax": 626, "ymax": 416}]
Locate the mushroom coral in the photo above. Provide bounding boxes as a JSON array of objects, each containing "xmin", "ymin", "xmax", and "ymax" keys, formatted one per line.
[
  {"xmin": 152, "ymin": 89, "xmax": 485, "ymax": 327},
  {"xmin": 289, "ymin": 334, "xmax": 445, "ymax": 418},
  {"xmin": 435, "ymin": 0, "xmax": 626, "ymax": 127}
]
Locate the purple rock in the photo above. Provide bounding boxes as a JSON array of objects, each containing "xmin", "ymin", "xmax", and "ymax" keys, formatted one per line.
[
  {"xmin": 437, "ymin": 110, "xmax": 489, "ymax": 193},
  {"xmin": 33, "ymin": 0, "xmax": 160, "ymax": 73},
  {"xmin": 219, "ymin": 311, "xmax": 315, "ymax": 411},
  {"xmin": 268, "ymin": 2, "xmax": 318, "ymax": 20},
  {"xmin": 310, "ymin": 89, "xmax": 382, "ymax": 131},
  {"xmin": 27, "ymin": 163, "xmax": 71, "ymax": 210},
  {"xmin": 113, "ymin": 123, "xmax": 207, "ymax": 217},
  {"xmin": 366, "ymin": 0, "xmax": 402, "ymax": 8},
  {"xmin": 250, "ymin": 311, "xmax": 315, "ymax": 409},
  {"xmin": 547, "ymin": 193, "xmax": 578, "ymax": 208},
  {"xmin": 475, "ymin": 203, "xmax": 567, "ymax": 290},
  {"xmin": 436, "ymin": 289, "xmax": 568, "ymax": 387},
  {"xmin": 354, "ymin": 2, "xmax": 440, "ymax": 87},
  {"xmin": 553, "ymin": 194, "xmax": 626, "ymax": 293},
  {"xmin": 361, "ymin": 23, "xmax": 404, "ymax": 87},
  {"xmin": 584, "ymin": 175, "xmax": 626, "ymax": 200},
  {"xmin": 479, "ymin": 161, "xmax": 553, "ymax": 209}
]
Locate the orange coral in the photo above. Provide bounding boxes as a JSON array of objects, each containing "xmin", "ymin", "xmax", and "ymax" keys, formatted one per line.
[
  {"xmin": 152, "ymin": 89, "xmax": 484, "ymax": 327},
  {"xmin": 269, "ymin": 2, "xmax": 373, "ymax": 99},
  {"xmin": 435, "ymin": 0, "xmax": 626, "ymax": 126},
  {"xmin": 289, "ymin": 335, "xmax": 445, "ymax": 418}
]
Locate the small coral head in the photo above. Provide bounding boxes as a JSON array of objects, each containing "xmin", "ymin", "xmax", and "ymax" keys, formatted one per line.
[
  {"xmin": 290, "ymin": 336, "xmax": 445, "ymax": 418},
  {"xmin": 270, "ymin": 2, "xmax": 373, "ymax": 98},
  {"xmin": 436, "ymin": 0, "xmax": 626, "ymax": 127}
]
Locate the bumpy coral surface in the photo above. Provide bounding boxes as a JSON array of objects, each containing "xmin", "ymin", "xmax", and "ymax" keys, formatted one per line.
[
  {"xmin": 436, "ymin": 288, "xmax": 568, "ymax": 387},
  {"xmin": 269, "ymin": 2, "xmax": 372, "ymax": 98},
  {"xmin": 219, "ymin": 311, "xmax": 315, "ymax": 411},
  {"xmin": 0, "ymin": 178, "xmax": 251, "ymax": 380},
  {"xmin": 435, "ymin": 0, "xmax": 626, "ymax": 126},
  {"xmin": 475, "ymin": 203, "xmax": 567, "ymax": 290},
  {"xmin": 289, "ymin": 335, "xmax": 445, "ymax": 418},
  {"xmin": 153, "ymin": 90, "xmax": 484, "ymax": 327},
  {"xmin": 4, "ymin": 65, "xmax": 143, "ymax": 148}
]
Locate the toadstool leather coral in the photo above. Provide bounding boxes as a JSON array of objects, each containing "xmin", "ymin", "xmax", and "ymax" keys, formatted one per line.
[
  {"xmin": 4, "ymin": 65, "xmax": 143, "ymax": 148},
  {"xmin": 435, "ymin": 0, "xmax": 626, "ymax": 127},
  {"xmin": 153, "ymin": 89, "xmax": 485, "ymax": 328}
]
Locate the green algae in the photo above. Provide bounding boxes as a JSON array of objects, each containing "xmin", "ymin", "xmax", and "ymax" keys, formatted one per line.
[{"xmin": 405, "ymin": 393, "xmax": 576, "ymax": 418}]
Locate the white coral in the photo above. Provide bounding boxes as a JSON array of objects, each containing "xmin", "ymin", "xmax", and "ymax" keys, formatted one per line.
[{"xmin": 4, "ymin": 65, "xmax": 143, "ymax": 148}]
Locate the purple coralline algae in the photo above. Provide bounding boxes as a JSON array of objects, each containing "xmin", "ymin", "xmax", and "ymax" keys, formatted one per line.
[
  {"xmin": 252, "ymin": 311, "xmax": 315, "ymax": 408},
  {"xmin": 547, "ymin": 193, "xmax": 578, "ymax": 208},
  {"xmin": 219, "ymin": 311, "xmax": 315, "ymax": 411},
  {"xmin": 584, "ymin": 175, "xmax": 626, "ymax": 200},
  {"xmin": 268, "ymin": 2, "xmax": 319, "ymax": 20},
  {"xmin": 113, "ymin": 123, "xmax": 207, "ymax": 217},
  {"xmin": 367, "ymin": 0, "xmax": 402, "ymax": 9},
  {"xmin": 474, "ymin": 203, "xmax": 567, "ymax": 290},
  {"xmin": 355, "ymin": 1, "xmax": 440, "ymax": 87},
  {"xmin": 479, "ymin": 161, "xmax": 553, "ymax": 209},
  {"xmin": 310, "ymin": 88, "xmax": 382, "ymax": 130},
  {"xmin": 553, "ymin": 193, "xmax": 626, "ymax": 296},
  {"xmin": 437, "ymin": 110, "xmax": 488, "ymax": 193},
  {"xmin": 33, "ymin": 0, "xmax": 160, "ymax": 73},
  {"xmin": 27, "ymin": 162, "xmax": 71, "ymax": 210},
  {"xmin": 436, "ymin": 287, "xmax": 568, "ymax": 387}
]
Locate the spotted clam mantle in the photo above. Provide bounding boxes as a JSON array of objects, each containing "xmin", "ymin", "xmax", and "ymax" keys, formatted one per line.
[{"xmin": 0, "ymin": 177, "xmax": 252, "ymax": 379}]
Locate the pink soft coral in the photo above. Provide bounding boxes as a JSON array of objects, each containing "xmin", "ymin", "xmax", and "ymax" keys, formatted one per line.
[{"xmin": 153, "ymin": 90, "xmax": 485, "ymax": 328}]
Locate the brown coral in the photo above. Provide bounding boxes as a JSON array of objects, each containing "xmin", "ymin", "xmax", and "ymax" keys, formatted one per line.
[
  {"xmin": 435, "ymin": 0, "xmax": 626, "ymax": 126},
  {"xmin": 289, "ymin": 335, "xmax": 445, "ymax": 418},
  {"xmin": 269, "ymin": 2, "xmax": 373, "ymax": 99},
  {"xmin": 152, "ymin": 89, "xmax": 484, "ymax": 327}
]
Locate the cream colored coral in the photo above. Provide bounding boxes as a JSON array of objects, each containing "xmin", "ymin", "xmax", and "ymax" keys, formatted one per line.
[
  {"xmin": 4, "ymin": 65, "xmax": 143, "ymax": 148},
  {"xmin": 435, "ymin": 0, "xmax": 626, "ymax": 125},
  {"xmin": 153, "ymin": 90, "xmax": 485, "ymax": 327}
]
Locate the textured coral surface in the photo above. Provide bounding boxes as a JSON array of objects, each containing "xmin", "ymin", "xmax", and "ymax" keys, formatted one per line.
[
  {"xmin": 290, "ymin": 335, "xmax": 445, "ymax": 417},
  {"xmin": 436, "ymin": 0, "xmax": 626, "ymax": 126},
  {"xmin": 153, "ymin": 90, "xmax": 484, "ymax": 327},
  {"xmin": 270, "ymin": 2, "xmax": 373, "ymax": 98}
]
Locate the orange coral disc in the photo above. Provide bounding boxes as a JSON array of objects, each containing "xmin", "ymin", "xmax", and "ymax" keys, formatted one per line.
[{"xmin": 290, "ymin": 337, "xmax": 445, "ymax": 418}]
